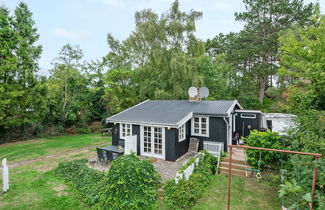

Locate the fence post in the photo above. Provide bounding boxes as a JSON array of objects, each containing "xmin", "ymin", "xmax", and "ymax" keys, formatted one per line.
[{"xmin": 2, "ymin": 158, "xmax": 9, "ymax": 193}]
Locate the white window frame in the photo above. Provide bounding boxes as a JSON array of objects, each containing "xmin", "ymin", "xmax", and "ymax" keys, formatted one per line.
[
  {"xmin": 140, "ymin": 125, "xmax": 165, "ymax": 159},
  {"xmin": 120, "ymin": 123, "xmax": 132, "ymax": 139},
  {"xmin": 191, "ymin": 116, "xmax": 209, "ymax": 137},
  {"xmin": 178, "ymin": 123, "xmax": 186, "ymax": 142},
  {"xmin": 241, "ymin": 113, "xmax": 256, "ymax": 119}
]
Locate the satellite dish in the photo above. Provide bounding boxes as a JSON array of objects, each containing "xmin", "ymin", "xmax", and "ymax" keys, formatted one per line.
[
  {"xmin": 188, "ymin": 86, "xmax": 198, "ymax": 98},
  {"xmin": 199, "ymin": 87, "xmax": 209, "ymax": 98}
]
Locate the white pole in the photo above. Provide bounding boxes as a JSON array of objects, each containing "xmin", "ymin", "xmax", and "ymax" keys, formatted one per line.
[{"xmin": 2, "ymin": 158, "xmax": 9, "ymax": 193}]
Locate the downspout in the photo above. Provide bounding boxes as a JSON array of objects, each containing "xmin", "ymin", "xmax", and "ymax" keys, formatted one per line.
[{"xmin": 223, "ymin": 117, "xmax": 230, "ymax": 148}]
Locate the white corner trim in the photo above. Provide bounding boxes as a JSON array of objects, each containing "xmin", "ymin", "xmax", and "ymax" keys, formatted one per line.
[
  {"xmin": 106, "ymin": 99, "xmax": 150, "ymax": 122},
  {"xmin": 176, "ymin": 112, "xmax": 193, "ymax": 128},
  {"xmin": 226, "ymin": 100, "xmax": 243, "ymax": 115}
]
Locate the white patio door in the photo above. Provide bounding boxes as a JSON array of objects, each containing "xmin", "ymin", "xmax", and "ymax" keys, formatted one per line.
[{"xmin": 141, "ymin": 126, "xmax": 165, "ymax": 159}]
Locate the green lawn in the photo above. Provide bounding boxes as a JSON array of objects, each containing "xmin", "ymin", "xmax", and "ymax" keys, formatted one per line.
[
  {"xmin": 0, "ymin": 134, "xmax": 111, "ymax": 210},
  {"xmin": 0, "ymin": 134, "xmax": 280, "ymax": 209},
  {"xmin": 0, "ymin": 134, "xmax": 110, "ymax": 162},
  {"xmin": 192, "ymin": 175, "xmax": 280, "ymax": 210}
]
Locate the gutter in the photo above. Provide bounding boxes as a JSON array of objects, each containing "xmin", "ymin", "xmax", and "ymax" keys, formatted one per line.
[{"xmin": 223, "ymin": 117, "xmax": 230, "ymax": 146}]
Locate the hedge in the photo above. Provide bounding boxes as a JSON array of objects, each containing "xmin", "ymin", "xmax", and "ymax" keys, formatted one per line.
[
  {"xmin": 54, "ymin": 159, "xmax": 105, "ymax": 206},
  {"xmin": 96, "ymin": 154, "xmax": 161, "ymax": 209},
  {"xmin": 55, "ymin": 155, "xmax": 161, "ymax": 209},
  {"xmin": 164, "ymin": 152, "xmax": 218, "ymax": 209}
]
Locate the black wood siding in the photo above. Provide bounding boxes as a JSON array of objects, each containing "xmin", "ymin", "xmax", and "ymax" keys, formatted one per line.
[
  {"xmin": 113, "ymin": 116, "xmax": 229, "ymax": 161},
  {"xmin": 132, "ymin": 125, "xmax": 141, "ymax": 155},
  {"xmin": 165, "ymin": 120, "xmax": 191, "ymax": 161},
  {"xmin": 235, "ymin": 112, "xmax": 261, "ymax": 137},
  {"xmin": 191, "ymin": 117, "xmax": 228, "ymax": 152},
  {"xmin": 111, "ymin": 123, "xmax": 141, "ymax": 155},
  {"xmin": 111, "ymin": 123, "xmax": 119, "ymax": 146},
  {"xmin": 165, "ymin": 128, "xmax": 177, "ymax": 161}
]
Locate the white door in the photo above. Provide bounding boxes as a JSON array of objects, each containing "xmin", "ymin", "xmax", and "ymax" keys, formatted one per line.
[{"xmin": 140, "ymin": 126, "xmax": 165, "ymax": 159}]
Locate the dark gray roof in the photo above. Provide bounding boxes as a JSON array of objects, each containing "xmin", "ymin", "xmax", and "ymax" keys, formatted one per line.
[{"xmin": 107, "ymin": 100, "xmax": 241, "ymax": 127}]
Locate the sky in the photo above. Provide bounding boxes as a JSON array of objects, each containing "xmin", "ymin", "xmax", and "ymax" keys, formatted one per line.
[{"xmin": 1, "ymin": 0, "xmax": 324, "ymax": 76}]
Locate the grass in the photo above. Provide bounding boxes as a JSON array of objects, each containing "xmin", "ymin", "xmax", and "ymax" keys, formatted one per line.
[
  {"xmin": 0, "ymin": 134, "xmax": 280, "ymax": 209},
  {"xmin": 0, "ymin": 134, "xmax": 109, "ymax": 162},
  {"xmin": 0, "ymin": 169, "xmax": 86, "ymax": 210},
  {"xmin": 0, "ymin": 134, "xmax": 111, "ymax": 210},
  {"xmin": 192, "ymin": 175, "xmax": 280, "ymax": 210}
]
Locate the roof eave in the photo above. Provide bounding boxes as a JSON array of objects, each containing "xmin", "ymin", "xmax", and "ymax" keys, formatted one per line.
[{"xmin": 226, "ymin": 99, "xmax": 243, "ymax": 115}]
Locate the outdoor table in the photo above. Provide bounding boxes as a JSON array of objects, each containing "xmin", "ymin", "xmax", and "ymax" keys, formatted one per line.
[{"xmin": 100, "ymin": 145, "xmax": 124, "ymax": 161}]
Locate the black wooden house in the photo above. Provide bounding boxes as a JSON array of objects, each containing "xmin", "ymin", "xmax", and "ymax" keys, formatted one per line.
[{"xmin": 106, "ymin": 99, "xmax": 267, "ymax": 161}]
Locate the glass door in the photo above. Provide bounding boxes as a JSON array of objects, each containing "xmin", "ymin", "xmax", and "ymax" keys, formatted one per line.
[{"xmin": 141, "ymin": 126, "xmax": 165, "ymax": 159}]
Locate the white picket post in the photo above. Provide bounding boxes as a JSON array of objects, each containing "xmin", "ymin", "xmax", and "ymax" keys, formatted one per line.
[{"xmin": 2, "ymin": 158, "xmax": 9, "ymax": 193}]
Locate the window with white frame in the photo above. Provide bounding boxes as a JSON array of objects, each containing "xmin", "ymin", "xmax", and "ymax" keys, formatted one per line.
[
  {"xmin": 241, "ymin": 113, "xmax": 256, "ymax": 119},
  {"xmin": 192, "ymin": 116, "xmax": 209, "ymax": 137},
  {"xmin": 120, "ymin": 123, "xmax": 132, "ymax": 138},
  {"xmin": 178, "ymin": 123, "xmax": 186, "ymax": 142}
]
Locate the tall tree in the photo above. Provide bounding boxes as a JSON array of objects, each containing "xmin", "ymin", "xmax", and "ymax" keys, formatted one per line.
[
  {"xmin": 48, "ymin": 44, "xmax": 89, "ymax": 127},
  {"xmin": 0, "ymin": 6, "xmax": 19, "ymax": 128},
  {"xmin": 279, "ymin": 7, "xmax": 325, "ymax": 111},
  {"xmin": 234, "ymin": 0, "xmax": 314, "ymax": 103},
  {"xmin": 103, "ymin": 0, "xmax": 206, "ymax": 114},
  {"xmin": 0, "ymin": 3, "xmax": 45, "ymax": 138}
]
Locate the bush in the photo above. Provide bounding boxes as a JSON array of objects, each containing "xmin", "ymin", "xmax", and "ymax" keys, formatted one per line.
[
  {"xmin": 97, "ymin": 154, "xmax": 161, "ymax": 209},
  {"xmin": 34, "ymin": 123, "xmax": 44, "ymax": 138},
  {"xmin": 89, "ymin": 121, "xmax": 102, "ymax": 133},
  {"xmin": 164, "ymin": 152, "xmax": 218, "ymax": 209},
  {"xmin": 76, "ymin": 127, "xmax": 92, "ymax": 134},
  {"xmin": 54, "ymin": 159, "xmax": 105, "ymax": 206},
  {"xmin": 244, "ymin": 130, "xmax": 282, "ymax": 168},
  {"xmin": 44, "ymin": 125, "xmax": 64, "ymax": 136}
]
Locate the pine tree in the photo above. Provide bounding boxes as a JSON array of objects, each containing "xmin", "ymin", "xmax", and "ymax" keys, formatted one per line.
[{"xmin": 235, "ymin": 0, "xmax": 314, "ymax": 103}]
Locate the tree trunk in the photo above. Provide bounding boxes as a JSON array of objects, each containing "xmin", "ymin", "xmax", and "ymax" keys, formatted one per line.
[{"xmin": 258, "ymin": 76, "xmax": 267, "ymax": 104}]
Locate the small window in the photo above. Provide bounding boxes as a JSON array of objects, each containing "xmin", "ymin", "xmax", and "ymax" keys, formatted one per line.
[
  {"xmin": 178, "ymin": 124, "xmax": 186, "ymax": 142},
  {"xmin": 241, "ymin": 113, "xmax": 256, "ymax": 119},
  {"xmin": 120, "ymin": 123, "xmax": 132, "ymax": 138},
  {"xmin": 191, "ymin": 116, "xmax": 209, "ymax": 137}
]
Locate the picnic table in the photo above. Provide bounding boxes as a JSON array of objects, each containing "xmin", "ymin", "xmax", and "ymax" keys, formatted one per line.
[{"xmin": 99, "ymin": 145, "xmax": 124, "ymax": 161}]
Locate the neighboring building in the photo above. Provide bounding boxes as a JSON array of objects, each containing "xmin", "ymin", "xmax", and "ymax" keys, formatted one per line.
[
  {"xmin": 106, "ymin": 99, "xmax": 271, "ymax": 161},
  {"xmin": 264, "ymin": 113, "xmax": 296, "ymax": 136}
]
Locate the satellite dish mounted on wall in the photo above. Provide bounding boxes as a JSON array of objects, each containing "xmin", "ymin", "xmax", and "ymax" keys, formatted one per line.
[
  {"xmin": 199, "ymin": 87, "xmax": 209, "ymax": 98},
  {"xmin": 188, "ymin": 86, "xmax": 198, "ymax": 98}
]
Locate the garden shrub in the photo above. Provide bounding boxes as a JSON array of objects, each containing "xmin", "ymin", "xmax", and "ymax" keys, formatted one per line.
[
  {"xmin": 244, "ymin": 130, "xmax": 282, "ymax": 168},
  {"xmin": 164, "ymin": 152, "xmax": 218, "ymax": 209},
  {"xmin": 76, "ymin": 127, "xmax": 92, "ymax": 134},
  {"xmin": 97, "ymin": 154, "xmax": 161, "ymax": 210},
  {"xmin": 54, "ymin": 159, "xmax": 105, "ymax": 206}
]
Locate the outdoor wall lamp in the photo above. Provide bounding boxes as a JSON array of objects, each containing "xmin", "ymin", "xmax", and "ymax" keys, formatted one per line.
[{"xmin": 248, "ymin": 125, "xmax": 251, "ymax": 129}]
